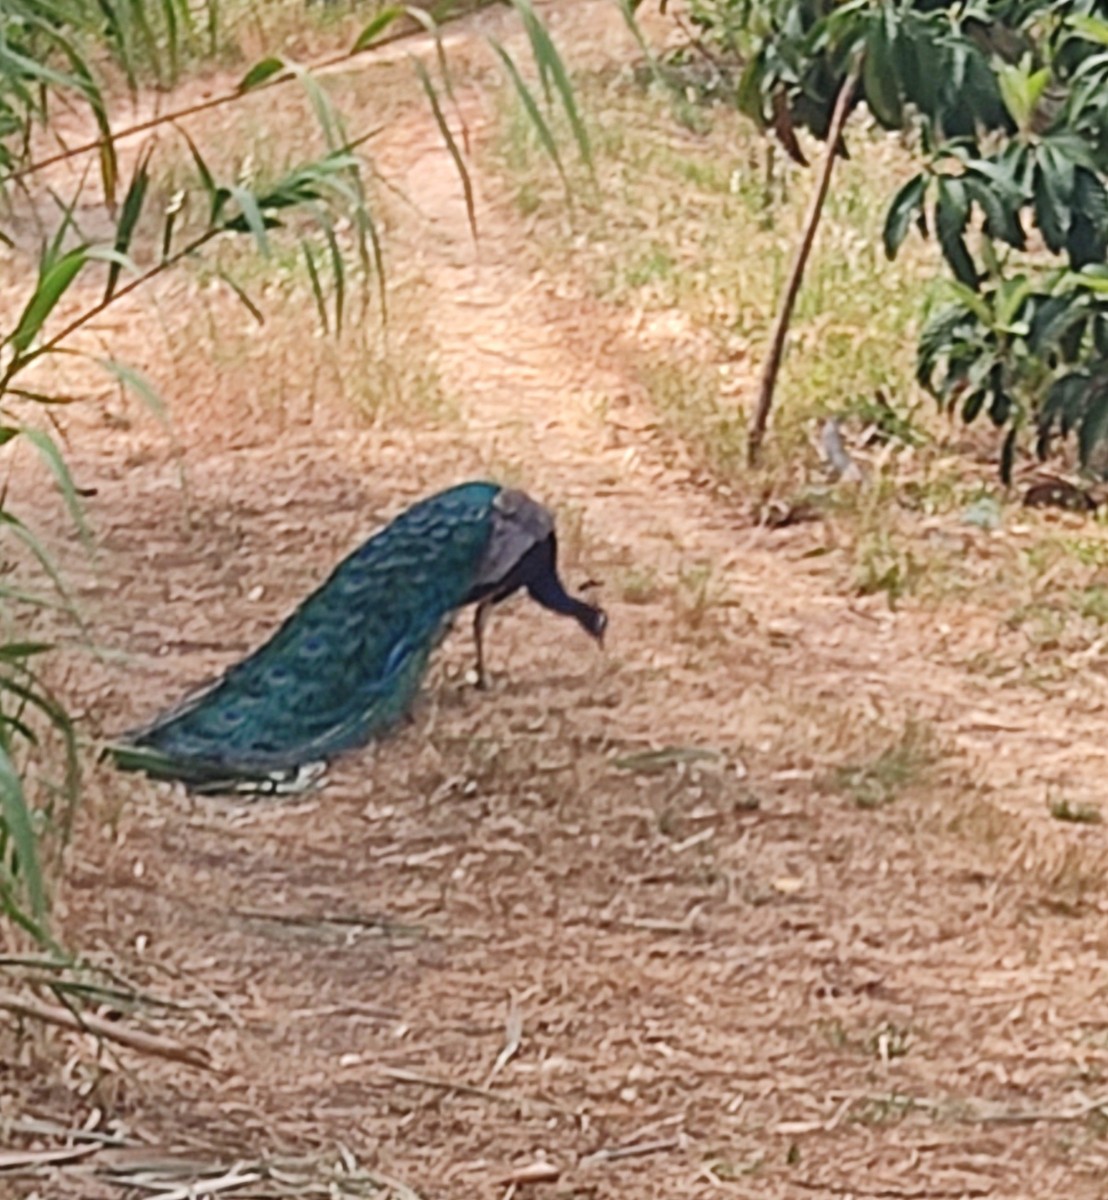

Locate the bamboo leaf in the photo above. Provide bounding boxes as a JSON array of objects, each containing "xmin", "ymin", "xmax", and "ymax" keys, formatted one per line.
[
  {"xmin": 490, "ymin": 39, "xmax": 568, "ymax": 191},
  {"xmin": 411, "ymin": 57, "xmax": 476, "ymax": 239},
  {"xmin": 511, "ymin": 0, "xmax": 592, "ymax": 170},
  {"xmin": 238, "ymin": 56, "xmax": 286, "ymax": 93},
  {"xmin": 0, "ymin": 744, "xmax": 46, "ymax": 925},
  {"xmin": 0, "ymin": 511, "xmax": 77, "ymax": 615},
  {"xmin": 97, "ymin": 359, "xmax": 167, "ymax": 422},
  {"xmin": 6, "ymin": 250, "xmax": 89, "ymax": 355},
  {"xmin": 352, "ymin": 7, "xmax": 405, "ymax": 53},
  {"xmin": 20, "ymin": 428, "xmax": 91, "ymax": 547},
  {"xmin": 105, "ymin": 145, "xmax": 153, "ymax": 301},
  {"xmin": 226, "ymin": 185, "xmax": 271, "ymax": 254},
  {"xmin": 301, "ymin": 240, "xmax": 329, "ymax": 335},
  {"xmin": 214, "ymin": 270, "xmax": 265, "ymax": 324}
]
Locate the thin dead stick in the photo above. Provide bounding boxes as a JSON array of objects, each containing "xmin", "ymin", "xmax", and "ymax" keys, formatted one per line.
[
  {"xmin": 484, "ymin": 995, "xmax": 523, "ymax": 1087},
  {"xmin": 795, "ymin": 1184, "xmax": 990, "ymax": 1199},
  {"xmin": 976, "ymin": 1094, "xmax": 1108, "ymax": 1124},
  {"xmin": 2, "ymin": 1117, "xmax": 136, "ymax": 1146},
  {"xmin": 501, "ymin": 1162, "xmax": 561, "ymax": 1186},
  {"xmin": 747, "ymin": 58, "xmax": 862, "ymax": 465},
  {"xmin": 0, "ymin": 1144, "xmax": 101, "ymax": 1171},
  {"xmin": 843, "ymin": 1089, "xmax": 1108, "ymax": 1126},
  {"xmin": 379, "ymin": 1066, "xmax": 567, "ymax": 1114},
  {"xmin": 232, "ymin": 908, "xmax": 425, "ymax": 937},
  {"xmin": 154, "ymin": 1168, "xmax": 262, "ymax": 1200},
  {"xmin": 580, "ymin": 1138, "xmax": 680, "ymax": 1167},
  {"xmin": 0, "ymin": 990, "xmax": 213, "ymax": 1070}
]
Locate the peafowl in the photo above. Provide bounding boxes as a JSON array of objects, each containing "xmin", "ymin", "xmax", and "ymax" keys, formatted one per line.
[{"xmin": 110, "ymin": 481, "xmax": 606, "ymax": 794}]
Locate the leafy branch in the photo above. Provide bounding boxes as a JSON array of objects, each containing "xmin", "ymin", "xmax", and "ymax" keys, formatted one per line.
[{"xmin": 655, "ymin": 0, "xmax": 1108, "ymax": 475}]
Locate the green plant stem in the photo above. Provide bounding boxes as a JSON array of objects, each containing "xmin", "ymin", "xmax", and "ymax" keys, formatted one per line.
[{"xmin": 747, "ymin": 57, "xmax": 861, "ymax": 464}]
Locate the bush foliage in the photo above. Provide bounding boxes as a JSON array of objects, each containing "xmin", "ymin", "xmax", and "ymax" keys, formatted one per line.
[{"xmin": 667, "ymin": 0, "xmax": 1108, "ymax": 478}]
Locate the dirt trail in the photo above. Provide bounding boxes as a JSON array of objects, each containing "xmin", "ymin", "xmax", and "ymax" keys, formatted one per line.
[
  {"xmin": 8, "ymin": 5, "xmax": 1108, "ymax": 1199},
  {"xmin": 383, "ymin": 14, "xmax": 1108, "ymax": 819}
]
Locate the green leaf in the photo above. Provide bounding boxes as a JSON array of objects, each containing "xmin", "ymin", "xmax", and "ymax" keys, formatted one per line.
[
  {"xmin": 996, "ymin": 60, "xmax": 1050, "ymax": 131},
  {"xmin": 1000, "ymin": 426, "xmax": 1018, "ymax": 486},
  {"xmin": 301, "ymin": 240, "xmax": 329, "ymax": 335},
  {"xmin": 490, "ymin": 39, "xmax": 568, "ymax": 192},
  {"xmin": 1068, "ymin": 15, "xmax": 1108, "ymax": 47},
  {"xmin": 0, "ymin": 643, "xmax": 52, "ymax": 662},
  {"xmin": 1073, "ymin": 265, "xmax": 1108, "ymax": 295},
  {"xmin": 935, "ymin": 178, "xmax": 978, "ymax": 289},
  {"xmin": 883, "ymin": 173, "xmax": 927, "ymax": 259},
  {"xmin": 225, "ymin": 185, "xmax": 271, "ymax": 254},
  {"xmin": 1079, "ymin": 384, "xmax": 1108, "ymax": 468},
  {"xmin": 511, "ymin": 0, "xmax": 592, "ymax": 171},
  {"xmin": 1042, "ymin": 371, "xmax": 1090, "ymax": 440},
  {"xmin": 862, "ymin": 11, "xmax": 902, "ymax": 129},
  {"xmin": 1069, "ymin": 170, "xmax": 1108, "ymax": 268},
  {"xmin": 962, "ymin": 387, "xmax": 987, "ymax": 424},
  {"xmin": 214, "ymin": 271, "xmax": 264, "ymax": 324},
  {"xmin": 321, "ymin": 220, "xmax": 346, "ymax": 334},
  {"xmin": 995, "ymin": 275, "xmax": 1034, "ymax": 329},
  {"xmin": 105, "ymin": 145, "xmax": 153, "ymax": 301},
  {"xmin": 21, "ymin": 428, "xmax": 91, "ymax": 547},
  {"xmin": 412, "ymin": 57, "xmax": 477, "ymax": 239},
  {"xmin": 6, "ymin": 249, "xmax": 89, "ymax": 355},
  {"xmin": 1029, "ymin": 292, "xmax": 1088, "ymax": 356},
  {"xmin": 238, "ymin": 56, "xmax": 286, "ymax": 93},
  {"xmin": 97, "ymin": 358, "xmax": 167, "ymax": 422},
  {"xmin": 619, "ymin": 0, "xmax": 670, "ymax": 95},
  {"xmin": 1033, "ymin": 143, "xmax": 1074, "ymax": 253},
  {"xmin": 352, "ymin": 7, "xmax": 405, "ymax": 53},
  {"xmin": 0, "ymin": 744, "xmax": 46, "ymax": 924},
  {"xmin": 963, "ymin": 173, "xmax": 1024, "ymax": 249}
]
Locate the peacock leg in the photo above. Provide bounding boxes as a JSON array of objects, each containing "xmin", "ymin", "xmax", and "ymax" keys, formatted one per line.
[{"xmin": 473, "ymin": 600, "xmax": 492, "ymax": 690}]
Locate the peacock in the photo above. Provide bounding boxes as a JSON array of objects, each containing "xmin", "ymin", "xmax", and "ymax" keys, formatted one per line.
[{"xmin": 110, "ymin": 481, "xmax": 607, "ymax": 794}]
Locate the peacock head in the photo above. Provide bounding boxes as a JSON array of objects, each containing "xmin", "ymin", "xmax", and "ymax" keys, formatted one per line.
[{"xmin": 578, "ymin": 597, "xmax": 608, "ymax": 645}]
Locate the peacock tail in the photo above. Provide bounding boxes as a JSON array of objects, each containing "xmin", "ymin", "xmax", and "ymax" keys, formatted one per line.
[{"xmin": 111, "ymin": 482, "xmax": 502, "ymax": 791}]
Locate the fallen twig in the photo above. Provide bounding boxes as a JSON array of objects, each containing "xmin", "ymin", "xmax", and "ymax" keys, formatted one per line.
[
  {"xmin": 976, "ymin": 1093, "xmax": 1108, "ymax": 1124},
  {"xmin": 2, "ymin": 1117, "xmax": 136, "ymax": 1146},
  {"xmin": 0, "ymin": 1144, "xmax": 101, "ymax": 1171},
  {"xmin": 154, "ymin": 1167, "xmax": 262, "ymax": 1200},
  {"xmin": 836, "ymin": 1089, "xmax": 1108, "ymax": 1127},
  {"xmin": 501, "ymin": 1161, "xmax": 561, "ymax": 1186},
  {"xmin": 232, "ymin": 908, "xmax": 425, "ymax": 937},
  {"xmin": 795, "ymin": 1183, "xmax": 991, "ymax": 1199},
  {"xmin": 0, "ymin": 989, "xmax": 213, "ymax": 1070},
  {"xmin": 485, "ymin": 996, "xmax": 524, "ymax": 1087},
  {"xmin": 580, "ymin": 1137, "xmax": 680, "ymax": 1167},
  {"xmin": 379, "ymin": 1066, "xmax": 567, "ymax": 1114}
]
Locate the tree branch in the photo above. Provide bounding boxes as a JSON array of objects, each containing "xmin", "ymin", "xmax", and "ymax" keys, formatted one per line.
[{"xmin": 747, "ymin": 58, "xmax": 862, "ymax": 465}]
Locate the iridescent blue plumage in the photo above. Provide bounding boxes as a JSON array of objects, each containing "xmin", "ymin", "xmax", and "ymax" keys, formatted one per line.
[{"xmin": 111, "ymin": 481, "xmax": 606, "ymax": 793}]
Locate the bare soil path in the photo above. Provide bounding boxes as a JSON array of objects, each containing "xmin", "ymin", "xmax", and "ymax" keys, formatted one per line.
[{"xmin": 6, "ymin": 5, "xmax": 1108, "ymax": 1198}]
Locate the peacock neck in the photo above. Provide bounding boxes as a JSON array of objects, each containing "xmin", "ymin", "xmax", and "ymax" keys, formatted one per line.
[{"xmin": 526, "ymin": 562, "xmax": 602, "ymax": 635}]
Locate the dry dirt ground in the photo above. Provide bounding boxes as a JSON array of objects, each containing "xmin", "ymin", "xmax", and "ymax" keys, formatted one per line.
[{"xmin": 6, "ymin": 4, "xmax": 1108, "ymax": 1198}]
